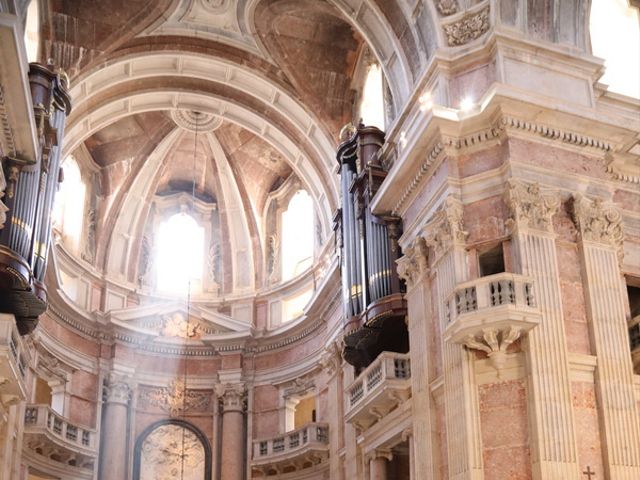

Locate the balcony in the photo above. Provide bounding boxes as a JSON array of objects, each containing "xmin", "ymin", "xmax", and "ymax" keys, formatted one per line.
[
  {"xmin": 444, "ymin": 273, "xmax": 542, "ymax": 370},
  {"xmin": 345, "ymin": 351, "xmax": 411, "ymax": 430},
  {"xmin": 23, "ymin": 405, "xmax": 97, "ymax": 475},
  {"xmin": 0, "ymin": 314, "xmax": 29, "ymax": 402},
  {"xmin": 252, "ymin": 422, "xmax": 329, "ymax": 475}
]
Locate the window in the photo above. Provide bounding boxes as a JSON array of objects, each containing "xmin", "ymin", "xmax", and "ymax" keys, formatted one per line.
[
  {"xmin": 156, "ymin": 213, "xmax": 204, "ymax": 294},
  {"xmin": 24, "ymin": 0, "xmax": 40, "ymax": 63},
  {"xmin": 281, "ymin": 190, "xmax": 314, "ymax": 281},
  {"xmin": 478, "ymin": 244, "xmax": 505, "ymax": 277},
  {"xmin": 52, "ymin": 156, "xmax": 85, "ymax": 253},
  {"xmin": 359, "ymin": 63, "xmax": 386, "ymax": 130},
  {"xmin": 590, "ymin": 0, "xmax": 640, "ymax": 98}
]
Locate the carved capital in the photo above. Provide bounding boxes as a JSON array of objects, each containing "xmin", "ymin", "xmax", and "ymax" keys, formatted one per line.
[
  {"xmin": 423, "ymin": 197, "xmax": 467, "ymax": 258},
  {"xmin": 504, "ymin": 179, "xmax": 559, "ymax": 233},
  {"xmin": 571, "ymin": 193, "xmax": 623, "ymax": 252},
  {"xmin": 436, "ymin": 0, "xmax": 458, "ymax": 16},
  {"xmin": 215, "ymin": 383, "xmax": 246, "ymax": 412},
  {"xmin": 106, "ymin": 376, "xmax": 133, "ymax": 405},
  {"xmin": 396, "ymin": 236, "xmax": 429, "ymax": 288},
  {"xmin": 367, "ymin": 448, "xmax": 394, "ymax": 463}
]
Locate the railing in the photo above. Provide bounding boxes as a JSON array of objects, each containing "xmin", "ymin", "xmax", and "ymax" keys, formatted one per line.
[
  {"xmin": 446, "ymin": 273, "xmax": 536, "ymax": 324},
  {"xmin": 24, "ymin": 404, "xmax": 97, "ymax": 453},
  {"xmin": 347, "ymin": 352, "xmax": 411, "ymax": 409},
  {"xmin": 253, "ymin": 422, "xmax": 329, "ymax": 460},
  {"xmin": 0, "ymin": 314, "xmax": 29, "ymax": 389}
]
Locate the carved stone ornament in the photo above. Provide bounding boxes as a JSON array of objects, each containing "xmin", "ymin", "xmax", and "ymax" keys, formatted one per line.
[
  {"xmin": 442, "ymin": 6, "xmax": 490, "ymax": 46},
  {"xmin": 423, "ymin": 197, "xmax": 468, "ymax": 258},
  {"xmin": 571, "ymin": 193, "xmax": 624, "ymax": 251},
  {"xmin": 214, "ymin": 383, "xmax": 246, "ymax": 412},
  {"xmin": 0, "ymin": 163, "xmax": 8, "ymax": 230},
  {"xmin": 106, "ymin": 378, "xmax": 133, "ymax": 405},
  {"xmin": 396, "ymin": 236, "xmax": 428, "ymax": 287},
  {"xmin": 161, "ymin": 312, "xmax": 200, "ymax": 339},
  {"xmin": 284, "ymin": 376, "xmax": 315, "ymax": 397},
  {"xmin": 504, "ymin": 179, "xmax": 559, "ymax": 233},
  {"xmin": 320, "ymin": 340, "xmax": 343, "ymax": 377},
  {"xmin": 436, "ymin": 0, "xmax": 458, "ymax": 16},
  {"xmin": 463, "ymin": 326, "xmax": 521, "ymax": 375},
  {"xmin": 138, "ymin": 379, "xmax": 211, "ymax": 417}
]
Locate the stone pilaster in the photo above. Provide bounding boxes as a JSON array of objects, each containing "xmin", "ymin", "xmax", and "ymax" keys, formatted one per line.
[
  {"xmin": 572, "ymin": 193, "xmax": 640, "ymax": 479},
  {"xmin": 397, "ymin": 237, "xmax": 437, "ymax": 479},
  {"xmin": 321, "ymin": 340, "xmax": 345, "ymax": 480},
  {"xmin": 505, "ymin": 179, "xmax": 579, "ymax": 479},
  {"xmin": 424, "ymin": 197, "xmax": 483, "ymax": 480},
  {"xmin": 99, "ymin": 375, "xmax": 133, "ymax": 480},
  {"xmin": 368, "ymin": 449, "xmax": 393, "ymax": 480},
  {"xmin": 215, "ymin": 383, "xmax": 246, "ymax": 480}
]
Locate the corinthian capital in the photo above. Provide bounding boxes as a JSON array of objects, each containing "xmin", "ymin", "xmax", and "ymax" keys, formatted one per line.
[
  {"xmin": 504, "ymin": 179, "xmax": 559, "ymax": 233},
  {"xmin": 422, "ymin": 197, "xmax": 467, "ymax": 258},
  {"xmin": 571, "ymin": 193, "xmax": 624, "ymax": 251},
  {"xmin": 396, "ymin": 237, "xmax": 428, "ymax": 288},
  {"xmin": 214, "ymin": 383, "xmax": 246, "ymax": 412},
  {"xmin": 106, "ymin": 376, "xmax": 133, "ymax": 405}
]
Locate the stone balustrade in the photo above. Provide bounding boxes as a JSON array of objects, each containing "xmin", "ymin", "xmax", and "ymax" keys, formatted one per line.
[
  {"xmin": 444, "ymin": 273, "xmax": 542, "ymax": 371},
  {"xmin": 345, "ymin": 351, "xmax": 411, "ymax": 430},
  {"xmin": 0, "ymin": 314, "xmax": 29, "ymax": 401},
  {"xmin": 23, "ymin": 404, "xmax": 97, "ymax": 472},
  {"xmin": 252, "ymin": 422, "xmax": 329, "ymax": 475}
]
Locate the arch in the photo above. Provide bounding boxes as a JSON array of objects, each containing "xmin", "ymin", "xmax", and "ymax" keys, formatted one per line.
[
  {"xmin": 133, "ymin": 419, "xmax": 212, "ymax": 480},
  {"xmin": 52, "ymin": 155, "xmax": 86, "ymax": 254},
  {"xmin": 281, "ymin": 189, "xmax": 314, "ymax": 281}
]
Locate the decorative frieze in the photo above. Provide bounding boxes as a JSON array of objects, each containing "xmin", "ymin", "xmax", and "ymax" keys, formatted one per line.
[
  {"xmin": 442, "ymin": 6, "xmax": 490, "ymax": 46},
  {"xmin": 571, "ymin": 193, "xmax": 623, "ymax": 252},
  {"xmin": 138, "ymin": 380, "xmax": 212, "ymax": 417},
  {"xmin": 504, "ymin": 179, "xmax": 559, "ymax": 233},
  {"xmin": 423, "ymin": 197, "xmax": 467, "ymax": 259}
]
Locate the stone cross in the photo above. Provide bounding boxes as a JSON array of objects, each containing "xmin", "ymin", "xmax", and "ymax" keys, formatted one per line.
[{"xmin": 583, "ymin": 466, "xmax": 596, "ymax": 479}]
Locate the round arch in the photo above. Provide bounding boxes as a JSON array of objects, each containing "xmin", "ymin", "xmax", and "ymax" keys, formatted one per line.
[{"xmin": 133, "ymin": 419, "xmax": 212, "ymax": 480}]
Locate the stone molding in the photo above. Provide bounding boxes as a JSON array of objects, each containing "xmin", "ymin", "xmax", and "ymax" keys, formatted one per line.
[
  {"xmin": 504, "ymin": 179, "xmax": 559, "ymax": 234},
  {"xmin": 422, "ymin": 197, "xmax": 467, "ymax": 260},
  {"xmin": 396, "ymin": 236, "xmax": 429, "ymax": 288},
  {"xmin": 571, "ymin": 193, "xmax": 624, "ymax": 253},
  {"xmin": 215, "ymin": 383, "xmax": 246, "ymax": 412}
]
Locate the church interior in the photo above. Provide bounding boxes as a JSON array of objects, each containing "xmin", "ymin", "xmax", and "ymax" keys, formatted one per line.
[{"xmin": 0, "ymin": 0, "xmax": 639, "ymax": 479}]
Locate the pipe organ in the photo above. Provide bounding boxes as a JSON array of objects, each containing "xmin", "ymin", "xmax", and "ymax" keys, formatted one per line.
[
  {"xmin": 0, "ymin": 63, "xmax": 71, "ymax": 335},
  {"xmin": 334, "ymin": 125, "xmax": 407, "ymax": 370}
]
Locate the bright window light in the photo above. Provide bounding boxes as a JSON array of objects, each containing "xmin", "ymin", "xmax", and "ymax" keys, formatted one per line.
[
  {"xmin": 359, "ymin": 63, "xmax": 386, "ymax": 130},
  {"xmin": 52, "ymin": 156, "xmax": 85, "ymax": 253},
  {"xmin": 590, "ymin": 0, "xmax": 640, "ymax": 98},
  {"xmin": 156, "ymin": 213, "xmax": 204, "ymax": 294},
  {"xmin": 24, "ymin": 0, "xmax": 40, "ymax": 63},
  {"xmin": 281, "ymin": 190, "xmax": 314, "ymax": 281}
]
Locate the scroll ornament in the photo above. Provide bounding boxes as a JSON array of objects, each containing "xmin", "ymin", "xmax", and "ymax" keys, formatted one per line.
[{"xmin": 504, "ymin": 179, "xmax": 559, "ymax": 233}]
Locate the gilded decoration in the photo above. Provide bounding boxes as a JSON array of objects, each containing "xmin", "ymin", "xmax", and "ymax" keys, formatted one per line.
[
  {"xmin": 423, "ymin": 198, "xmax": 467, "ymax": 258},
  {"xmin": 504, "ymin": 179, "xmax": 559, "ymax": 233},
  {"xmin": 442, "ymin": 6, "xmax": 490, "ymax": 46},
  {"xmin": 571, "ymin": 193, "xmax": 624, "ymax": 251},
  {"xmin": 140, "ymin": 424, "xmax": 205, "ymax": 480},
  {"xmin": 138, "ymin": 380, "xmax": 211, "ymax": 417}
]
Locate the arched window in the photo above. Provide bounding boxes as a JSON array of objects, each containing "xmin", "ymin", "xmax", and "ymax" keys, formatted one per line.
[
  {"xmin": 359, "ymin": 63, "xmax": 386, "ymax": 130},
  {"xmin": 156, "ymin": 213, "xmax": 204, "ymax": 294},
  {"xmin": 281, "ymin": 190, "xmax": 314, "ymax": 281},
  {"xmin": 590, "ymin": 0, "xmax": 640, "ymax": 98},
  {"xmin": 52, "ymin": 156, "xmax": 85, "ymax": 253},
  {"xmin": 133, "ymin": 420, "xmax": 211, "ymax": 480},
  {"xmin": 24, "ymin": 0, "xmax": 40, "ymax": 63}
]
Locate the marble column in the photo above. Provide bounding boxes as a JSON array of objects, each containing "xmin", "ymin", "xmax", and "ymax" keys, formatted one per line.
[
  {"xmin": 369, "ymin": 449, "xmax": 392, "ymax": 480},
  {"xmin": 572, "ymin": 194, "xmax": 640, "ymax": 479},
  {"xmin": 321, "ymin": 341, "xmax": 345, "ymax": 480},
  {"xmin": 99, "ymin": 377, "xmax": 132, "ymax": 480},
  {"xmin": 505, "ymin": 180, "xmax": 579, "ymax": 479},
  {"xmin": 424, "ymin": 198, "xmax": 483, "ymax": 480},
  {"xmin": 397, "ymin": 238, "xmax": 436, "ymax": 479},
  {"xmin": 215, "ymin": 383, "xmax": 245, "ymax": 480}
]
